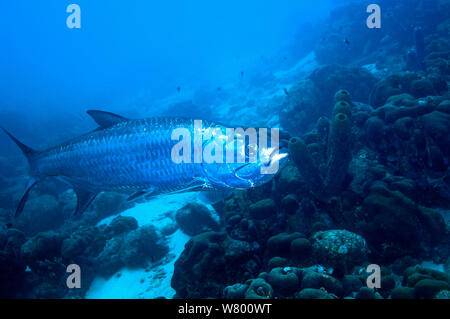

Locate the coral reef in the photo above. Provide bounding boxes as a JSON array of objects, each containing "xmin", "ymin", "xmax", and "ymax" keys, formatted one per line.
[
  {"xmin": 280, "ymin": 65, "xmax": 376, "ymax": 135},
  {"xmin": 0, "ymin": 0, "xmax": 449, "ymax": 301}
]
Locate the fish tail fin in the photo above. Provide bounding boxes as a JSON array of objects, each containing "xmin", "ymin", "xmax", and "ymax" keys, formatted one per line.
[
  {"xmin": 1, "ymin": 127, "xmax": 38, "ymax": 169},
  {"xmin": 1, "ymin": 127, "xmax": 40, "ymax": 218}
]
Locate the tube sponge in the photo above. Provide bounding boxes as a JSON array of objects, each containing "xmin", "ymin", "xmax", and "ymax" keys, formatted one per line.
[
  {"xmin": 288, "ymin": 137, "xmax": 324, "ymax": 196},
  {"xmin": 333, "ymin": 101, "xmax": 352, "ymax": 119},
  {"xmin": 334, "ymin": 89, "xmax": 352, "ymax": 104},
  {"xmin": 324, "ymin": 112, "xmax": 352, "ymax": 196}
]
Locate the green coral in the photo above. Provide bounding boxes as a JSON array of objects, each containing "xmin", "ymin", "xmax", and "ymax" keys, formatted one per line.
[
  {"xmin": 296, "ymin": 288, "xmax": 335, "ymax": 299},
  {"xmin": 333, "ymin": 101, "xmax": 352, "ymax": 118},
  {"xmin": 288, "ymin": 90, "xmax": 354, "ymax": 200},
  {"xmin": 244, "ymin": 278, "xmax": 273, "ymax": 299},
  {"xmin": 311, "ymin": 229, "xmax": 369, "ymax": 273},
  {"xmin": 266, "ymin": 267, "xmax": 300, "ymax": 296},
  {"xmin": 334, "ymin": 89, "xmax": 352, "ymax": 104},
  {"xmin": 323, "ymin": 112, "xmax": 352, "ymax": 196},
  {"xmin": 288, "ymin": 137, "xmax": 324, "ymax": 196}
]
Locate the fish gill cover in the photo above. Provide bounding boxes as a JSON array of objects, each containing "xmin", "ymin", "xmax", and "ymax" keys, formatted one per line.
[{"xmin": 0, "ymin": 0, "xmax": 449, "ymax": 301}]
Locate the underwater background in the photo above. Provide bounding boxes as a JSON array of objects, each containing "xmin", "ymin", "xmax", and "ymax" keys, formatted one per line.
[{"xmin": 0, "ymin": 0, "xmax": 449, "ymax": 299}]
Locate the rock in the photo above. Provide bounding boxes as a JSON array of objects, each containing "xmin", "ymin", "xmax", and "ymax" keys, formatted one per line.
[
  {"xmin": 223, "ymin": 283, "xmax": 248, "ymax": 299},
  {"xmin": 275, "ymin": 164, "xmax": 304, "ymax": 194},
  {"xmin": 14, "ymin": 193, "xmax": 65, "ymax": 236},
  {"xmin": 61, "ymin": 226, "xmax": 105, "ymax": 262},
  {"xmin": 245, "ymin": 278, "xmax": 273, "ymax": 299},
  {"xmin": 301, "ymin": 271, "xmax": 344, "ymax": 297},
  {"xmin": 280, "ymin": 65, "xmax": 376, "ymax": 135},
  {"xmin": 267, "ymin": 232, "xmax": 303, "ymax": 257},
  {"xmin": 296, "ymin": 288, "xmax": 335, "ymax": 299},
  {"xmin": 175, "ymin": 203, "xmax": 220, "ymax": 236},
  {"xmin": 355, "ymin": 287, "xmax": 377, "ymax": 299},
  {"xmin": 411, "ymin": 78, "xmax": 435, "ymax": 98},
  {"xmin": 379, "ymin": 275, "xmax": 396, "ymax": 298},
  {"xmin": 160, "ymin": 220, "xmax": 178, "ymax": 236},
  {"xmin": 390, "ymin": 287, "xmax": 414, "ymax": 299},
  {"xmin": 266, "ymin": 267, "xmax": 300, "ymax": 295},
  {"xmin": 365, "ymin": 117, "xmax": 386, "ymax": 143},
  {"xmin": 311, "ymin": 229, "xmax": 369, "ymax": 273},
  {"xmin": 290, "ymin": 238, "xmax": 312, "ymax": 261},
  {"xmin": 437, "ymin": 100, "xmax": 450, "ymax": 114},
  {"xmin": 171, "ymin": 232, "xmax": 252, "ymax": 298},
  {"xmin": 21, "ymin": 231, "xmax": 65, "ymax": 266},
  {"xmin": 281, "ymin": 194, "xmax": 299, "ymax": 214},
  {"xmin": 3, "ymin": 229, "xmax": 26, "ymax": 257},
  {"xmin": 105, "ymin": 216, "xmax": 138, "ymax": 237},
  {"xmin": 386, "ymin": 94, "xmax": 416, "ymax": 106},
  {"xmin": 391, "ymin": 256, "xmax": 419, "ymax": 275},
  {"xmin": 434, "ymin": 290, "xmax": 450, "ymax": 299},
  {"xmin": 370, "ymin": 74, "xmax": 409, "ymax": 107},
  {"xmin": 249, "ymin": 199, "xmax": 277, "ymax": 220},
  {"xmin": 414, "ymin": 279, "xmax": 450, "ymax": 299},
  {"xmin": 422, "ymin": 111, "xmax": 450, "ymax": 155},
  {"xmin": 342, "ymin": 275, "xmax": 363, "ymax": 297},
  {"xmin": 95, "ymin": 225, "xmax": 168, "ymax": 277},
  {"xmin": 361, "ymin": 186, "xmax": 446, "ymax": 260},
  {"xmin": 268, "ymin": 257, "xmax": 288, "ymax": 269},
  {"xmin": 0, "ymin": 250, "xmax": 27, "ymax": 298},
  {"xmin": 121, "ymin": 225, "xmax": 169, "ymax": 267}
]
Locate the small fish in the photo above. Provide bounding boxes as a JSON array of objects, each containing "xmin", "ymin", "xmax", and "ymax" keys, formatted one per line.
[
  {"xmin": 344, "ymin": 37, "xmax": 350, "ymax": 45},
  {"xmin": 283, "ymin": 88, "xmax": 289, "ymax": 96},
  {"xmin": 177, "ymin": 87, "xmax": 181, "ymax": 93},
  {"xmin": 217, "ymin": 87, "xmax": 222, "ymax": 92},
  {"xmin": 240, "ymin": 71, "xmax": 244, "ymax": 78}
]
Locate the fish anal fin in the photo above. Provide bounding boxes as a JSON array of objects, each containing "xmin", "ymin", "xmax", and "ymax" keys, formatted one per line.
[
  {"xmin": 74, "ymin": 187, "xmax": 98, "ymax": 215},
  {"xmin": 198, "ymin": 188, "xmax": 233, "ymax": 204},
  {"xmin": 15, "ymin": 178, "xmax": 38, "ymax": 218},
  {"xmin": 127, "ymin": 191, "xmax": 148, "ymax": 201},
  {"xmin": 86, "ymin": 110, "xmax": 128, "ymax": 128}
]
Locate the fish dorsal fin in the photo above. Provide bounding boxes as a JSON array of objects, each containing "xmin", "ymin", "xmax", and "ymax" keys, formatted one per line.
[
  {"xmin": 73, "ymin": 187, "xmax": 98, "ymax": 215},
  {"xmin": 86, "ymin": 110, "xmax": 128, "ymax": 128}
]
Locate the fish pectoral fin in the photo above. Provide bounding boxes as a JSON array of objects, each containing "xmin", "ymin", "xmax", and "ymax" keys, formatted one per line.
[
  {"xmin": 198, "ymin": 188, "xmax": 233, "ymax": 205},
  {"xmin": 86, "ymin": 110, "xmax": 128, "ymax": 128},
  {"xmin": 73, "ymin": 187, "xmax": 98, "ymax": 215},
  {"xmin": 127, "ymin": 191, "xmax": 148, "ymax": 201},
  {"xmin": 15, "ymin": 178, "xmax": 39, "ymax": 218},
  {"xmin": 127, "ymin": 187, "xmax": 156, "ymax": 201}
]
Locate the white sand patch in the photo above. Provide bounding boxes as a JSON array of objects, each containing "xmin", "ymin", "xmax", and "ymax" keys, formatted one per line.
[
  {"xmin": 97, "ymin": 192, "xmax": 215, "ymax": 227},
  {"xmin": 85, "ymin": 229, "xmax": 189, "ymax": 299},
  {"xmin": 85, "ymin": 192, "xmax": 219, "ymax": 299}
]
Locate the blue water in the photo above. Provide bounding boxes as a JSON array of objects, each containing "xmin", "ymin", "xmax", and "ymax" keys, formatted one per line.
[
  {"xmin": 0, "ymin": 0, "xmax": 342, "ymax": 147},
  {"xmin": 0, "ymin": 0, "xmax": 449, "ymax": 299}
]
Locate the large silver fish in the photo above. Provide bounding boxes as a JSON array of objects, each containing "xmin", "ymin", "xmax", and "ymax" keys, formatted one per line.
[{"xmin": 2, "ymin": 110, "xmax": 289, "ymax": 217}]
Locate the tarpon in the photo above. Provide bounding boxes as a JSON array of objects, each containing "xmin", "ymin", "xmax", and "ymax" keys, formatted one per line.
[{"xmin": 2, "ymin": 110, "xmax": 289, "ymax": 217}]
